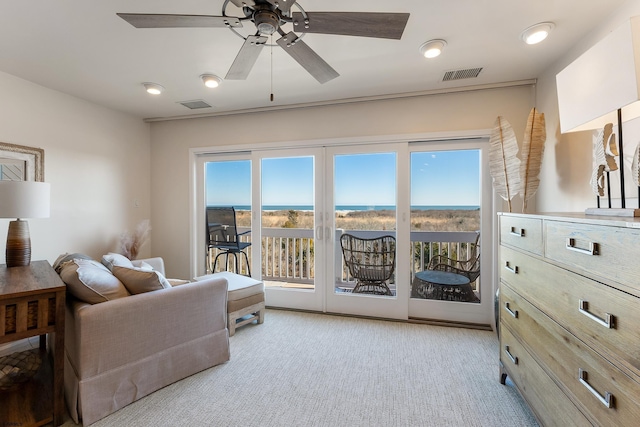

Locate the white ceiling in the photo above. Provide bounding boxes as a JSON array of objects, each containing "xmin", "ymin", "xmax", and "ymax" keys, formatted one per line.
[{"xmin": 0, "ymin": 0, "xmax": 627, "ymax": 120}]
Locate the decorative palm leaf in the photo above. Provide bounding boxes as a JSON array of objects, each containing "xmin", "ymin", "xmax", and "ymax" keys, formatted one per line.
[
  {"xmin": 490, "ymin": 116, "xmax": 520, "ymax": 212},
  {"xmin": 632, "ymin": 143, "xmax": 640, "ymax": 186},
  {"xmin": 519, "ymin": 108, "xmax": 546, "ymax": 212}
]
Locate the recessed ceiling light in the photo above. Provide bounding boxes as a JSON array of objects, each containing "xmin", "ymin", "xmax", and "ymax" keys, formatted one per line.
[
  {"xmin": 143, "ymin": 82, "xmax": 164, "ymax": 95},
  {"xmin": 201, "ymin": 74, "xmax": 222, "ymax": 88},
  {"xmin": 521, "ymin": 22, "xmax": 555, "ymax": 45},
  {"xmin": 419, "ymin": 39, "xmax": 447, "ymax": 59}
]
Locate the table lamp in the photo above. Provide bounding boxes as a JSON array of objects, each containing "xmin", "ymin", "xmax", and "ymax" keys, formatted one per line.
[
  {"xmin": 0, "ymin": 180, "xmax": 50, "ymax": 267},
  {"xmin": 556, "ymin": 16, "xmax": 640, "ymax": 216}
]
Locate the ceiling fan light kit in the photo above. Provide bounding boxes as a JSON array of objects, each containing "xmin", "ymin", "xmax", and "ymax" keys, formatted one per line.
[
  {"xmin": 521, "ymin": 22, "xmax": 555, "ymax": 45},
  {"xmin": 143, "ymin": 82, "xmax": 164, "ymax": 95},
  {"xmin": 118, "ymin": 1, "xmax": 410, "ymax": 85},
  {"xmin": 419, "ymin": 39, "xmax": 446, "ymax": 59},
  {"xmin": 201, "ymin": 74, "xmax": 222, "ymax": 88}
]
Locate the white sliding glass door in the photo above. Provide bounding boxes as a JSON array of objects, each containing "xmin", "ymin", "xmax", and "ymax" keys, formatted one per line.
[
  {"xmin": 254, "ymin": 148, "xmax": 325, "ymax": 312},
  {"xmin": 194, "ymin": 137, "xmax": 493, "ymax": 326},
  {"xmin": 324, "ymin": 144, "xmax": 409, "ymax": 320},
  {"xmin": 407, "ymin": 139, "xmax": 493, "ymax": 325}
]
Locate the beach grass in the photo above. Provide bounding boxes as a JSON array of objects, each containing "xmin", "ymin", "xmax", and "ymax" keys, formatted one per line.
[{"xmin": 236, "ymin": 209, "xmax": 479, "ymax": 232}]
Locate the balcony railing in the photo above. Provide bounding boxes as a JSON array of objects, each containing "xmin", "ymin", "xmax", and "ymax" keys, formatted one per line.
[{"xmin": 207, "ymin": 228, "xmax": 479, "ymax": 292}]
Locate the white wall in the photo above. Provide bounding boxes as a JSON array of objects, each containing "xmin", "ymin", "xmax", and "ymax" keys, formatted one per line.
[
  {"xmin": 150, "ymin": 85, "xmax": 534, "ymax": 279},
  {"xmin": 536, "ymin": 0, "xmax": 640, "ymax": 212},
  {"xmin": 0, "ymin": 71, "xmax": 151, "ymax": 264}
]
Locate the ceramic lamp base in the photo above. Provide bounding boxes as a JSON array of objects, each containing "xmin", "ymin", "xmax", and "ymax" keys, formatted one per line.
[{"xmin": 6, "ymin": 219, "xmax": 31, "ymax": 267}]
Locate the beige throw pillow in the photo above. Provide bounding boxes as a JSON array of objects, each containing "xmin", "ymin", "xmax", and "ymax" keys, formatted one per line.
[
  {"xmin": 59, "ymin": 259, "xmax": 130, "ymax": 304},
  {"xmin": 112, "ymin": 265, "xmax": 172, "ymax": 295}
]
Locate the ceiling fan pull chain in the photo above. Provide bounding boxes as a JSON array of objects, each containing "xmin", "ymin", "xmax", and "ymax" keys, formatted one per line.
[{"xmin": 270, "ymin": 35, "xmax": 274, "ymax": 102}]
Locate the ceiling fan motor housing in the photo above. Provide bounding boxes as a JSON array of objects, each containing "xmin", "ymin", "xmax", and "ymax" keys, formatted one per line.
[{"xmin": 253, "ymin": 6, "xmax": 281, "ymax": 35}]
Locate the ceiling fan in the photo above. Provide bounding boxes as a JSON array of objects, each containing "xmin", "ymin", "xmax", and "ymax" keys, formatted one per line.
[{"xmin": 117, "ymin": 0, "xmax": 410, "ymax": 84}]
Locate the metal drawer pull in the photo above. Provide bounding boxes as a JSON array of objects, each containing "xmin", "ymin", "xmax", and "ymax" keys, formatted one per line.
[
  {"xmin": 510, "ymin": 227, "xmax": 525, "ymax": 237},
  {"xmin": 565, "ymin": 238, "xmax": 598, "ymax": 255},
  {"xmin": 504, "ymin": 262, "xmax": 519, "ymax": 274},
  {"xmin": 579, "ymin": 369, "xmax": 613, "ymax": 408},
  {"xmin": 504, "ymin": 302, "xmax": 519, "ymax": 318},
  {"xmin": 504, "ymin": 345, "xmax": 518, "ymax": 365},
  {"xmin": 578, "ymin": 300, "xmax": 614, "ymax": 329}
]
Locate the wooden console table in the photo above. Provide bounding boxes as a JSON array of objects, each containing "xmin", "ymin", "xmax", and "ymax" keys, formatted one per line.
[{"xmin": 0, "ymin": 260, "xmax": 66, "ymax": 426}]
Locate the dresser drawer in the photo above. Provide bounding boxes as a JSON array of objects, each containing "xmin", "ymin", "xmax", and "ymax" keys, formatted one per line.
[
  {"xmin": 544, "ymin": 220, "xmax": 640, "ymax": 294},
  {"xmin": 499, "ymin": 324, "xmax": 591, "ymax": 427},
  {"xmin": 501, "ymin": 283, "xmax": 640, "ymax": 426},
  {"xmin": 500, "ymin": 216, "xmax": 543, "ymax": 255},
  {"xmin": 500, "ymin": 245, "xmax": 640, "ymax": 383}
]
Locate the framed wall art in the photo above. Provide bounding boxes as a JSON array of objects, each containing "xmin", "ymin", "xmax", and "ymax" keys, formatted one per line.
[{"xmin": 0, "ymin": 142, "xmax": 44, "ymax": 181}]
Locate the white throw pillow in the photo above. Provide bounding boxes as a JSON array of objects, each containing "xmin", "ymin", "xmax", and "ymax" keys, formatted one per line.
[
  {"xmin": 112, "ymin": 265, "xmax": 172, "ymax": 295},
  {"xmin": 101, "ymin": 252, "xmax": 135, "ymax": 271},
  {"xmin": 131, "ymin": 260, "xmax": 154, "ymax": 271},
  {"xmin": 59, "ymin": 259, "xmax": 130, "ymax": 304}
]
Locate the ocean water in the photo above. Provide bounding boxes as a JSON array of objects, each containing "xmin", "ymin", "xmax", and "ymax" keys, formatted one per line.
[{"xmin": 212, "ymin": 205, "xmax": 479, "ymax": 211}]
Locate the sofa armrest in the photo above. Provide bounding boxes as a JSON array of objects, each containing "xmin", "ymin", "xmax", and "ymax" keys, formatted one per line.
[
  {"xmin": 137, "ymin": 257, "xmax": 165, "ymax": 275},
  {"xmin": 67, "ymin": 276, "xmax": 228, "ymax": 379}
]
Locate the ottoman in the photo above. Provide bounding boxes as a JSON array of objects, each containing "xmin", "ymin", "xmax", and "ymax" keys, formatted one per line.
[{"xmin": 207, "ymin": 272, "xmax": 265, "ymax": 336}]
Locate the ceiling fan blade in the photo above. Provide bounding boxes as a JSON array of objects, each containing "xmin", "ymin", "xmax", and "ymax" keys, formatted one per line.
[
  {"xmin": 225, "ymin": 35, "xmax": 268, "ymax": 80},
  {"xmin": 291, "ymin": 12, "xmax": 409, "ymax": 39},
  {"xmin": 276, "ymin": 32, "xmax": 339, "ymax": 84},
  {"xmin": 265, "ymin": 0, "xmax": 296, "ymax": 13},
  {"xmin": 228, "ymin": 0, "xmax": 256, "ymax": 7},
  {"xmin": 116, "ymin": 13, "xmax": 241, "ymax": 29}
]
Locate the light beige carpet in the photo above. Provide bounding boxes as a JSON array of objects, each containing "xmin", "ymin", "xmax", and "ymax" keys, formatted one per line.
[{"xmin": 62, "ymin": 309, "xmax": 538, "ymax": 426}]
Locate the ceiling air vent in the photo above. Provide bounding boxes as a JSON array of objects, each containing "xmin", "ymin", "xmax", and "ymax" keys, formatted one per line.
[
  {"xmin": 179, "ymin": 100, "xmax": 212, "ymax": 109},
  {"xmin": 442, "ymin": 67, "xmax": 483, "ymax": 82}
]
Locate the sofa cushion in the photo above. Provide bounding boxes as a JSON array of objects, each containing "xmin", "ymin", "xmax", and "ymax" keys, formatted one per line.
[
  {"xmin": 112, "ymin": 265, "xmax": 172, "ymax": 295},
  {"xmin": 59, "ymin": 259, "xmax": 130, "ymax": 304},
  {"xmin": 101, "ymin": 252, "xmax": 135, "ymax": 271}
]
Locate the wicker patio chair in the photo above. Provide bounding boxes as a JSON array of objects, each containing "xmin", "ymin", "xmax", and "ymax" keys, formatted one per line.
[
  {"xmin": 340, "ymin": 234, "xmax": 396, "ymax": 296},
  {"xmin": 426, "ymin": 232, "xmax": 480, "ymax": 283}
]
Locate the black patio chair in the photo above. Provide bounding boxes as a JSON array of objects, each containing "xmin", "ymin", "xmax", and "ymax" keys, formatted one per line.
[
  {"xmin": 206, "ymin": 206, "xmax": 251, "ymax": 276},
  {"xmin": 340, "ymin": 234, "xmax": 396, "ymax": 296}
]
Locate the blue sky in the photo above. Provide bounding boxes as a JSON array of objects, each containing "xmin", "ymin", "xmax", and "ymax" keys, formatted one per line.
[{"xmin": 206, "ymin": 150, "xmax": 480, "ymax": 207}]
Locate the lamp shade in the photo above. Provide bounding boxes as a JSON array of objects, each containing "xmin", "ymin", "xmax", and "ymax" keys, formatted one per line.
[
  {"xmin": 556, "ymin": 16, "xmax": 640, "ymax": 133},
  {"xmin": 0, "ymin": 181, "xmax": 50, "ymax": 219}
]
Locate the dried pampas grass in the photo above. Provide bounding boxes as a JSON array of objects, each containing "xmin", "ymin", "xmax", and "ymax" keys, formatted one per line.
[{"xmin": 120, "ymin": 219, "xmax": 151, "ymax": 260}]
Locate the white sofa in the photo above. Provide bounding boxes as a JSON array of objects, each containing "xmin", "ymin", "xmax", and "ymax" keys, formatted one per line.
[{"xmin": 57, "ymin": 255, "xmax": 229, "ymax": 425}]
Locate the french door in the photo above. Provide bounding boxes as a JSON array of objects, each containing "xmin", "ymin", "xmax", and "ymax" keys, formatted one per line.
[
  {"xmin": 324, "ymin": 144, "xmax": 409, "ymax": 320},
  {"xmin": 253, "ymin": 148, "xmax": 325, "ymax": 312},
  {"xmin": 407, "ymin": 139, "xmax": 492, "ymax": 325},
  {"xmin": 194, "ymin": 137, "xmax": 493, "ymax": 326}
]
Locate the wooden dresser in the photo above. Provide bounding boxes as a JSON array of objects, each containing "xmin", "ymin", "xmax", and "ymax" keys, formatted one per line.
[{"xmin": 498, "ymin": 212, "xmax": 640, "ymax": 426}]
